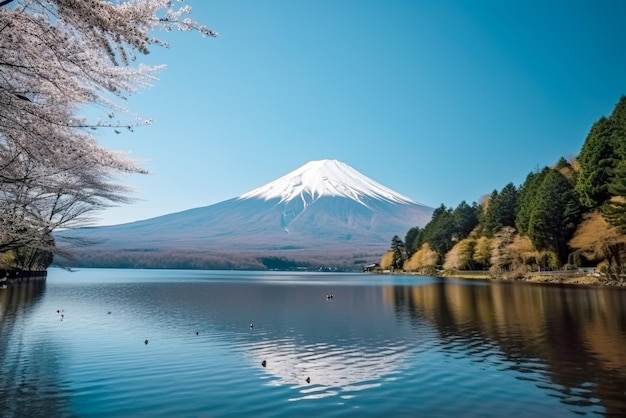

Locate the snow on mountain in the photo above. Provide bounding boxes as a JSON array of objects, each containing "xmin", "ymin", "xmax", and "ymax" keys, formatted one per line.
[
  {"xmin": 239, "ymin": 159, "xmax": 418, "ymax": 206},
  {"xmin": 56, "ymin": 159, "xmax": 433, "ymax": 270}
]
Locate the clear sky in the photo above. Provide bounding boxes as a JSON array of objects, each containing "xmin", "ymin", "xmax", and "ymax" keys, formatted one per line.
[{"xmin": 94, "ymin": 0, "xmax": 626, "ymax": 226}]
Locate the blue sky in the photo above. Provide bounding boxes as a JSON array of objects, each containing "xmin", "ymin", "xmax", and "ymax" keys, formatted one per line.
[{"xmin": 95, "ymin": 0, "xmax": 626, "ymax": 226}]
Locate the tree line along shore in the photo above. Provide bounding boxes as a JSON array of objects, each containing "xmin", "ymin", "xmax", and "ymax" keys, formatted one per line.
[
  {"xmin": 0, "ymin": 4, "xmax": 624, "ymax": 288},
  {"xmin": 378, "ymin": 96, "xmax": 626, "ymax": 288}
]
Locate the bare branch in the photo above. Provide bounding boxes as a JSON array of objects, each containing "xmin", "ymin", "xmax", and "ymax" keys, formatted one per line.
[{"xmin": 0, "ymin": 0, "xmax": 214, "ymax": 264}]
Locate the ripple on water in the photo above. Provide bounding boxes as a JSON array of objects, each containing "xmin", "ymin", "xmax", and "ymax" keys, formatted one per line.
[
  {"xmin": 243, "ymin": 335, "xmax": 415, "ymax": 403},
  {"xmin": 3, "ymin": 271, "xmax": 625, "ymax": 417}
]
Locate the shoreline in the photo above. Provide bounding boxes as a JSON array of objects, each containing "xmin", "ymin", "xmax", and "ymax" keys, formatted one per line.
[
  {"xmin": 0, "ymin": 269, "xmax": 47, "ymax": 287},
  {"xmin": 440, "ymin": 271, "xmax": 625, "ymax": 287},
  {"xmin": 378, "ymin": 269, "xmax": 625, "ymax": 288}
]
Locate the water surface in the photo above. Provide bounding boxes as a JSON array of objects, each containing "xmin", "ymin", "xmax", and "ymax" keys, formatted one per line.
[{"xmin": 1, "ymin": 269, "xmax": 624, "ymax": 417}]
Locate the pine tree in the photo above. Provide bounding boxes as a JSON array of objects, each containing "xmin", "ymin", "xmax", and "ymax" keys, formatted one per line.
[
  {"xmin": 526, "ymin": 169, "xmax": 581, "ymax": 264},
  {"xmin": 576, "ymin": 96, "xmax": 626, "ymax": 208},
  {"xmin": 404, "ymin": 226, "xmax": 422, "ymax": 257},
  {"xmin": 418, "ymin": 204, "xmax": 455, "ymax": 256},
  {"xmin": 482, "ymin": 183, "xmax": 518, "ymax": 236},
  {"xmin": 452, "ymin": 201, "xmax": 479, "ymax": 240},
  {"xmin": 516, "ymin": 169, "xmax": 548, "ymax": 235},
  {"xmin": 603, "ymin": 161, "xmax": 626, "ymax": 233},
  {"xmin": 390, "ymin": 235, "xmax": 407, "ymax": 270}
]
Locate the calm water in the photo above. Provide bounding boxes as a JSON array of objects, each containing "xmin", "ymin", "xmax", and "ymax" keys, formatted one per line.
[{"xmin": 1, "ymin": 269, "xmax": 625, "ymax": 417}]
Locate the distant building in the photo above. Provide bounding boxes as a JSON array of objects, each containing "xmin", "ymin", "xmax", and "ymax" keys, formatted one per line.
[{"xmin": 362, "ymin": 263, "xmax": 380, "ymax": 272}]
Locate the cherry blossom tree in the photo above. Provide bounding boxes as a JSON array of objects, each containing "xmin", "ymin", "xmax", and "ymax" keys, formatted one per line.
[{"xmin": 0, "ymin": 0, "xmax": 216, "ymax": 262}]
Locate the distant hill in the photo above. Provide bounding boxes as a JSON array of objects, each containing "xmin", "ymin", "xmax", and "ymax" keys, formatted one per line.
[{"xmin": 55, "ymin": 159, "xmax": 433, "ymax": 270}]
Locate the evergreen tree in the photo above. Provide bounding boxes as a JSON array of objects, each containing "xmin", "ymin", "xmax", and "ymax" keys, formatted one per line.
[
  {"xmin": 390, "ymin": 235, "xmax": 407, "ymax": 270},
  {"xmin": 516, "ymin": 169, "xmax": 549, "ymax": 236},
  {"xmin": 404, "ymin": 227, "xmax": 422, "ymax": 256},
  {"xmin": 603, "ymin": 160, "xmax": 626, "ymax": 233},
  {"xmin": 418, "ymin": 204, "xmax": 455, "ymax": 256},
  {"xmin": 416, "ymin": 201, "xmax": 479, "ymax": 262},
  {"xmin": 480, "ymin": 189, "xmax": 500, "ymax": 235},
  {"xmin": 452, "ymin": 201, "xmax": 479, "ymax": 240},
  {"xmin": 609, "ymin": 96, "xmax": 626, "ymax": 159},
  {"xmin": 576, "ymin": 96, "xmax": 626, "ymax": 208},
  {"xmin": 526, "ymin": 169, "xmax": 581, "ymax": 263},
  {"xmin": 482, "ymin": 183, "xmax": 518, "ymax": 236}
]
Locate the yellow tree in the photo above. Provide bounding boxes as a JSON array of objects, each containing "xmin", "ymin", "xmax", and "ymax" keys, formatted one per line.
[
  {"xmin": 443, "ymin": 238, "xmax": 475, "ymax": 271},
  {"xmin": 473, "ymin": 236, "xmax": 491, "ymax": 268},
  {"xmin": 380, "ymin": 251, "xmax": 394, "ymax": 270},
  {"xmin": 489, "ymin": 227, "xmax": 517, "ymax": 276},
  {"xmin": 508, "ymin": 234, "xmax": 538, "ymax": 267},
  {"xmin": 569, "ymin": 211, "xmax": 626, "ymax": 281},
  {"xmin": 404, "ymin": 243, "xmax": 439, "ymax": 275}
]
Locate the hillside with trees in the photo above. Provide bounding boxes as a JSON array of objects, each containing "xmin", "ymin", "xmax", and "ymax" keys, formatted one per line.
[{"xmin": 381, "ymin": 96, "xmax": 626, "ymax": 284}]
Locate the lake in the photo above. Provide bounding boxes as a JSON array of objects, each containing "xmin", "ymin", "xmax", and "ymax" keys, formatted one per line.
[{"xmin": 1, "ymin": 269, "xmax": 625, "ymax": 417}]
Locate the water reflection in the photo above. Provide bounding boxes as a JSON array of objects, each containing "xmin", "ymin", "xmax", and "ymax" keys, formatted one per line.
[
  {"xmin": 1, "ymin": 270, "xmax": 625, "ymax": 417},
  {"xmin": 119, "ymin": 282, "xmax": 422, "ymax": 400},
  {"xmin": 0, "ymin": 281, "xmax": 72, "ymax": 418},
  {"xmin": 249, "ymin": 339, "xmax": 409, "ymax": 400},
  {"xmin": 385, "ymin": 280, "xmax": 626, "ymax": 416},
  {"xmin": 0, "ymin": 278, "xmax": 46, "ymax": 321}
]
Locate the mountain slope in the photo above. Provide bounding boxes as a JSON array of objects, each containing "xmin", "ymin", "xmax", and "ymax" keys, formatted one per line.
[{"xmin": 56, "ymin": 160, "xmax": 433, "ymax": 270}]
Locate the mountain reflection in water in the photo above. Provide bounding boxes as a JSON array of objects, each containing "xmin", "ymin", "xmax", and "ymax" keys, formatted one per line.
[{"xmin": 0, "ymin": 270, "xmax": 624, "ymax": 417}]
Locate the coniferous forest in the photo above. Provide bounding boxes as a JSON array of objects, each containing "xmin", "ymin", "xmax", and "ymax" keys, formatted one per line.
[{"xmin": 382, "ymin": 96, "xmax": 626, "ymax": 284}]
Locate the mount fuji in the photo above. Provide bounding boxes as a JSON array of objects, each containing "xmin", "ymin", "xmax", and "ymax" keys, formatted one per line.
[{"xmin": 56, "ymin": 160, "xmax": 433, "ymax": 270}]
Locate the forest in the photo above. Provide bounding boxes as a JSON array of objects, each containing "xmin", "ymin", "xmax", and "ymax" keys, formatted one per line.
[{"xmin": 381, "ymin": 96, "xmax": 626, "ymax": 283}]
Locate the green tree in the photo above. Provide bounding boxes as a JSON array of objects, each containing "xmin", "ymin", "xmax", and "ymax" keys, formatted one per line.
[
  {"xmin": 516, "ymin": 169, "xmax": 548, "ymax": 236},
  {"xmin": 480, "ymin": 189, "xmax": 499, "ymax": 235},
  {"xmin": 576, "ymin": 96, "xmax": 626, "ymax": 208},
  {"xmin": 452, "ymin": 201, "xmax": 479, "ymax": 240},
  {"xmin": 404, "ymin": 226, "xmax": 422, "ymax": 256},
  {"xmin": 525, "ymin": 169, "xmax": 581, "ymax": 263},
  {"xmin": 418, "ymin": 204, "xmax": 455, "ymax": 256},
  {"xmin": 417, "ymin": 201, "xmax": 479, "ymax": 262},
  {"xmin": 482, "ymin": 183, "xmax": 518, "ymax": 236},
  {"xmin": 390, "ymin": 235, "xmax": 407, "ymax": 270},
  {"xmin": 603, "ymin": 160, "xmax": 626, "ymax": 233}
]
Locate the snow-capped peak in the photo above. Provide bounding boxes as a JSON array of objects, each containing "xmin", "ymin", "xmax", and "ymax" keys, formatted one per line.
[{"xmin": 238, "ymin": 159, "xmax": 418, "ymax": 206}]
